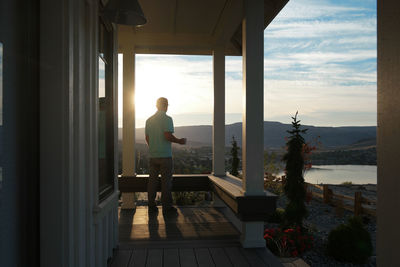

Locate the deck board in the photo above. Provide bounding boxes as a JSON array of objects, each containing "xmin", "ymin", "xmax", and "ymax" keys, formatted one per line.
[
  {"xmin": 255, "ymin": 248, "xmax": 283, "ymax": 267},
  {"xmin": 129, "ymin": 249, "xmax": 147, "ymax": 267},
  {"xmin": 224, "ymin": 247, "xmax": 250, "ymax": 267},
  {"xmin": 195, "ymin": 248, "xmax": 215, "ymax": 267},
  {"xmin": 240, "ymin": 248, "xmax": 267, "ymax": 267},
  {"xmin": 145, "ymin": 249, "xmax": 163, "ymax": 267},
  {"xmin": 163, "ymin": 248, "xmax": 180, "ymax": 267},
  {"xmin": 110, "ymin": 250, "xmax": 132, "ymax": 267},
  {"xmin": 179, "ymin": 248, "xmax": 198, "ymax": 267},
  {"xmin": 209, "ymin": 247, "xmax": 233, "ymax": 267}
]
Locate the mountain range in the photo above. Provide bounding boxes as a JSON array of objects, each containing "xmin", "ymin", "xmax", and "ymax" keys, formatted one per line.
[{"xmin": 119, "ymin": 121, "xmax": 376, "ymax": 150}]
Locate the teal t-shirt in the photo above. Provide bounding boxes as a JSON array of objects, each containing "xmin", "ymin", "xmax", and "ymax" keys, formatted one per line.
[{"xmin": 145, "ymin": 111, "xmax": 174, "ymax": 158}]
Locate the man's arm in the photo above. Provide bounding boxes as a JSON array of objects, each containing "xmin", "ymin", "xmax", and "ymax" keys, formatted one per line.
[
  {"xmin": 145, "ymin": 135, "xmax": 149, "ymax": 145},
  {"xmin": 164, "ymin": 132, "xmax": 186, "ymax": 145}
]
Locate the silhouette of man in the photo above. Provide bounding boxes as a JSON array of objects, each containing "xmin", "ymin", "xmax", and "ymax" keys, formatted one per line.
[{"xmin": 145, "ymin": 97, "xmax": 186, "ymax": 213}]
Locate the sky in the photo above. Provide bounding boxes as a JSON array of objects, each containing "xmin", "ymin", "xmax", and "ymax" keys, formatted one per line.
[{"xmin": 118, "ymin": 0, "xmax": 377, "ymax": 128}]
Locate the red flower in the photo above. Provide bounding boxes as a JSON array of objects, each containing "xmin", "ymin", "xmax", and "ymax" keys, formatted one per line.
[
  {"xmin": 292, "ymin": 250, "xmax": 298, "ymax": 257},
  {"xmin": 284, "ymin": 228, "xmax": 294, "ymax": 233},
  {"xmin": 264, "ymin": 234, "xmax": 272, "ymax": 240}
]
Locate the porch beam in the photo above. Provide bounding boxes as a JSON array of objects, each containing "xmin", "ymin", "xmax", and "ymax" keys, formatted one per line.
[
  {"xmin": 212, "ymin": 46, "xmax": 226, "ymax": 176},
  {"xmin": 241, "ymin": 0, "xmax": 265, "ymax": 248},
  {"xmin": 212, "ymin": 0, "xmax": 243, "ymax": 45}
]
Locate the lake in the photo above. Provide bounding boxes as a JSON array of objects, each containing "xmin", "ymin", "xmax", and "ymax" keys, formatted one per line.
[{"xmin": 304, "ymin": 165, "xmax": 377, "ymax": 184}]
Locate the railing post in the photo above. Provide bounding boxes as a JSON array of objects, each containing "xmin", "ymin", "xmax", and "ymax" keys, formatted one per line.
[
  {"xmin": 354, "ymin": 191, "xmax": 362, "ymax": 216},
  {"xmin": 323, "ymin": 185, "xmax": 332, "ymax": 204}
]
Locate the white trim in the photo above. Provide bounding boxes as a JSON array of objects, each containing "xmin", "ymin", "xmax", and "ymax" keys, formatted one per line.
[
  {"xmin": 93, "ymin": 191, "xmax": 119, "ymax": 224},
  {"xmin": 241, "ymin": 222, "xmax": 266, "ymax": 248},
  {"xmin": 40, "ymin": 0, "xmax": 118, "ymax": 266}
]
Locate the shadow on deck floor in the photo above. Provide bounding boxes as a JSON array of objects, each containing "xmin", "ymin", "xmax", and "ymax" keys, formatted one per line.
[
  {"xmin": 119, "ymin": 206, "xmax": 239, "ymax": 244},
  {"xmin": 111, "ymin": 206, "xmax": 283, "ymax": 267}
]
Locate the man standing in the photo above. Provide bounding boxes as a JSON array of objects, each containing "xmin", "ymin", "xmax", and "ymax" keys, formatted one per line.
[{"xmin": 145, "ymin": 97, "xmax": 186, "ymax": 213}]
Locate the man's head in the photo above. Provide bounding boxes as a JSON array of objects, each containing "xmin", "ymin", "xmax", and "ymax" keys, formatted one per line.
[{"xmin": 156, "ymin": 97, "xmax": 168, "ymax": 111}]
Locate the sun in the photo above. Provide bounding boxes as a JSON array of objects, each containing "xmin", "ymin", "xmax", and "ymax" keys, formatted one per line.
[{"xmin": 118, "ymin": 54, "xmax": 214, "ymax": 128}]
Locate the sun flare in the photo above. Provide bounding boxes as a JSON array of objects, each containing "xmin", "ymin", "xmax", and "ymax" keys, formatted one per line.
[{"xmin": 118, "ymin": 54, "xmax": 214, "ymax": 128}]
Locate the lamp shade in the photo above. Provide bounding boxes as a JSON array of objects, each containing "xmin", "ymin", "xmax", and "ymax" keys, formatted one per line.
[{"xmin": 103, "ymin": 0, "xmax": 147, "ymax": 26}]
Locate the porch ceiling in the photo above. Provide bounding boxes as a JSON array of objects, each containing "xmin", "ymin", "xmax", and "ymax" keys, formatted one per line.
[{"xmin": 118, "ymin": 0, "xmax": 288, "ymax": 55}]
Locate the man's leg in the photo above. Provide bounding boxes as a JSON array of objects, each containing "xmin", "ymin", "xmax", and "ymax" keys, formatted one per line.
[
  {"xmin": 148, "ymin": 158, "xmax": 160, "ymax": 208},
  {"xmin": 160, "ymin": 157, "xmax": 173, "ymax": 209}
]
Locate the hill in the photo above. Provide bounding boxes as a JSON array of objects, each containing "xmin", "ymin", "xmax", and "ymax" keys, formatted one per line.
[{"xmin": 122, "ymin": 121, "xmax": 376, "ymax": 149}]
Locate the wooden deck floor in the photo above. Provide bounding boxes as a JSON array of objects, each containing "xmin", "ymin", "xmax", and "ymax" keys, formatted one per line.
[
  {"xmin": 119, "ymin": 206, "xmax": 239, "ymax": 243},
  {"xmin": 111, "ymin": 206, "xmax": 282, "ymax": 267}
]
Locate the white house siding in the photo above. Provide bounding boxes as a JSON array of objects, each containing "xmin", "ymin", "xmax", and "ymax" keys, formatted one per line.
[{"xmin": 40, "ymin": 0, "xmax": 118, "ymax": 266}]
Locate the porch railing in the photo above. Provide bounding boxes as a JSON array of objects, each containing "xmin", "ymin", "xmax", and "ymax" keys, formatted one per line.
[{"xmin": 118, "ymin": 174, "xmax": 277, "ymax": 222}]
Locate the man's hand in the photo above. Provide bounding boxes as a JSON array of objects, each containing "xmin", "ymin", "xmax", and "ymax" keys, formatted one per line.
[{"xmin": 164, "ymin": 132, "xmax": 187, "ymax": 145}]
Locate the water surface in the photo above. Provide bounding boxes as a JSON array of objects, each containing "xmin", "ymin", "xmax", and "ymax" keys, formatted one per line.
[{"xmin": 305, "ymin": 165, "xmax": 376, "ymax": 184}]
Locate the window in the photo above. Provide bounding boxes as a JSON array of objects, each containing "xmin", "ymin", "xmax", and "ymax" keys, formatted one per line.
[{"xmin": 98, "ymin": 17, "xmax": 115, "ymax": 201}]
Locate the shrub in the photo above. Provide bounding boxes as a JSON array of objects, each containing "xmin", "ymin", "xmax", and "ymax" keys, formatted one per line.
[
  {"xmin": 341, "ymin": 181, "xmax": 353, "ymax": 186},
  {"xmin": 268, "ymin": 208, "xmax": 285, "ymax": 224},
  {"xmin": 283, "ymin": 112, "xmax": 308, "ymax": 227},
  {"xmin": 264, "ymin": 174, "xmax": 284, "ymax": 195},
  {"xmin": 230, "ymin": 136, "xmax": 240, "ymax": 176},
  {"xmin": 327, "ymin": 216, "xmax": 373, "ymax": 263},
  {"xmin": 264, "ymin": 226, "xmax": 314, "ymax": 257}
]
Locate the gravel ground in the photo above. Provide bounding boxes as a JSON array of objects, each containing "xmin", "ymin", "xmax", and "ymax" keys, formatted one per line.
[{"xmin": 274, "ymin": 193, "xmax": 377, "ymax": 267}]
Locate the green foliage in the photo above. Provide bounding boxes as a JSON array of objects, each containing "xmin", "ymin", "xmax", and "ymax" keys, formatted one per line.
[
  {"xmin": 230, "ymin": 136, "xmax": 240, "ymax": 176},
  {"xmin": 311, "ymin": 148, "xmax": 376, "ymax": 165},
  {"xmin": 264, "ymin": 175, "xmax": 284, "ymax": 195},
  {"xmin": 264, "ymin": 150, "xmax": 284, "ymax": 175},
  {"xmin": 283, "ymin": 112, "xmax": 308, "ymax": 227},
  {"xmin": 268, "ymin": 208, "xmax": 285, "ymax": 224},
  {"xmin": 327, "ymin": 216, "xmax": 373, "ymax": 263},
  {"xmin": 341, "ymin": 181, "xmax": 353, "ymax": 186},
  {"xmin": 172, "ymin": 191, "xmax": 207, "ymax": 205}
]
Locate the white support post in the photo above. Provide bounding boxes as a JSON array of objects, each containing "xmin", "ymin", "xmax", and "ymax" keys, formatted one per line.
[
  {"xmin": 121, "ymin": 50, "xmax": 136, "ymax": 209},
  {"xmin": 213, "ymin": 47, "xmax": 226, "ymax": 176},
  {"xmin": 241, "ymin": 0, "xmax": 265, "ymax": 248}
]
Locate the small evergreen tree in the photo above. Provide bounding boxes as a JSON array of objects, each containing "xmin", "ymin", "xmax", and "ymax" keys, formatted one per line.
[
  {"xmin": 230, "ymin": 136, "xmax": 239, "ymax": 176},
  {"xmin": 283, "ymin": 112, "xmax": 308, "ymax": 227}
]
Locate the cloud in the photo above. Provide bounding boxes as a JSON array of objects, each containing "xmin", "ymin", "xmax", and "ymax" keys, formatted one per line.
[
  {"xmin": 260, "ymin": 0, "xmax": 377, "ymax": 126},
  {"xmin": 119, "ymin": 0, "xmax": 377, "ymax": 127}
]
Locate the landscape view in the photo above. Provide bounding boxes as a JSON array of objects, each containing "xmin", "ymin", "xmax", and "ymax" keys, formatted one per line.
[
  {"xmin": 2, "ymin": 0, "xmax": 389, "ymax": 266},
  {"xmin": 116, "ymin": 0, "xmax": 377, "ymax": 265},
  {"xmin": 118, "ymin": 121, "xmax": 376, "ymax": 184}
]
